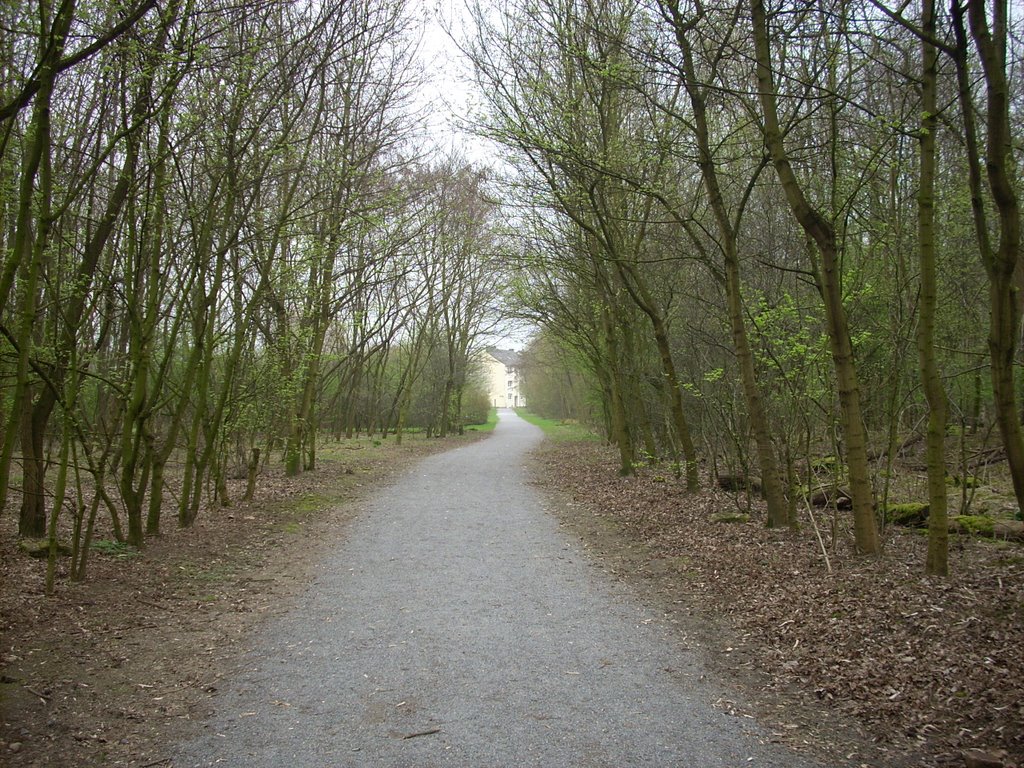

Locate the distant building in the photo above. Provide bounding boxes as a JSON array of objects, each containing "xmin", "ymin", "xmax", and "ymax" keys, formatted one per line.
[{"xmin": 481, "ymin": 347, "xmax": 525, "ymax": 408}]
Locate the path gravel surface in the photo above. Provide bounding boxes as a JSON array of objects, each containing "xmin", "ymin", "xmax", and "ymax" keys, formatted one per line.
[{"xmin": 174, "ymin": 411, "xmax": 824, "ymax": 767}]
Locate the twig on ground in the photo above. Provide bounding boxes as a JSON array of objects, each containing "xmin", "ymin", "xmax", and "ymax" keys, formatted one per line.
[
  {"xmin": 24, "ymin": 685, "xmax": 50, "ymax": 703},
  {"xmin": 402, "ymin": 728, "xmax": 441, "ymax": 740},
  {"xmin": 805, "ymin": 498, "xmax": 833, "ymax": 574}
]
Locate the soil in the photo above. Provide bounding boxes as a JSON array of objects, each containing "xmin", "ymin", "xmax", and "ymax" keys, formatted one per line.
[{"xmin": 1, "ymin": 429, "xmax": 1021, "ymax": 767}]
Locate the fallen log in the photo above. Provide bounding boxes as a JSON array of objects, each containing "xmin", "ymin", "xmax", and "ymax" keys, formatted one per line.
[
  {"xmin": 806, "ymin": 485, "xmax": 852, "ymax": 510},
  {"xmin": 950, "ymin": 516, "xmax": 1024, "ymax": 543}
]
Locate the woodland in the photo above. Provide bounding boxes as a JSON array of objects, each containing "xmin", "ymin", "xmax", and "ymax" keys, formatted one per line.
[
  {"xmin": 1, "ymin": 0, "xmax": 507, "ymax": 586},
  {"xmin": 0, "ymin": 0, "xmax": 1022, "ymax": 764},
  {"xmin": 1, "ymin": 0, "xmax": 1021, "ymax": 581},
  {"xmin": 473, "ymin": 0, "xmax": 1024, "ymax": 577}
]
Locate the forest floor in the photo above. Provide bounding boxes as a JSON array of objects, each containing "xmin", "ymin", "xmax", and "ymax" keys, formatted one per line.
[
  {"xmin": 531, "ymin": 440, "xmax": 1024, "ymax": 768},
  {"xmin": 0, "ymin": 427, "xmax": 1021, "ymax": 767}
]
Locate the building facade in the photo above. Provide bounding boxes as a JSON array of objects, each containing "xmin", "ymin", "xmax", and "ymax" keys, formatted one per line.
[{"xmin": 481, "ymin": 347, "xmax": 525, "ymax": 409}]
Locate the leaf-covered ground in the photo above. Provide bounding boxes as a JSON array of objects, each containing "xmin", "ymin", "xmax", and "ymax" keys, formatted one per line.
[{"xmin": 532, "ymin": 440, "xmax": 1024, "ymax": 768}]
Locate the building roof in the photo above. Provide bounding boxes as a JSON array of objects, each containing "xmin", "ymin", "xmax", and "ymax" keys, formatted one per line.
[{"xmin": 486, "ymin": 347, "xmax": 521, "ymax": 367}]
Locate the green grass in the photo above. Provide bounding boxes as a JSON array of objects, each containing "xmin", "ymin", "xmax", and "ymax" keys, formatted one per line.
[
  {"xmin": 514, "ymin": 409, "xmax": 599, "ymax": 442},
  {"xmin": 292, "ymin": 493, "xmax": 330, "ymax": 515},
  {"xmin": 465, "ymin": 407, "xmax": 499, "ymax": 433},
  {"xmin": 315, "ymin": 436, "xmax": 396, "ymax": 461},
  {"xmin": 92, "ymin": 539, "xmax": 142, "ymax": 559}
]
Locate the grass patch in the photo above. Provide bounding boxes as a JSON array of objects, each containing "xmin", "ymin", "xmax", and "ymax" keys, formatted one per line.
[
  {"xmin": 92, "ymin": 539, "xmax": 142, "ymax": 559},
  {"xmin": 315, "ymin": 436, "xmax": 394, "ymax": 462},
  {"xmin": 292, "ymin": 493, "xmax": 330, "ymax": 515},
  {"xmin": 465, "ymin": 408, "xmax": 499, "ymax": 433},
  {"xmin": 515, "ymin": 410, "xmax": 600, "ymax": 442}
]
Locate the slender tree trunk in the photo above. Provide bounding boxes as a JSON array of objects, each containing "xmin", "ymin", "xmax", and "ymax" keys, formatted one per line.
[
  {"xmin": 46, "ymin": 382, "xmax": 77, "ymax": 594},
  {"xmin": 179, "ymin": 277, "xmax": 220, "ymax": 527},
  {"xmin": 725, "ymin": 257, "xmax": 789, "ymax": 523},
  {"xmin": 391, "ymin": 328, "xmax": 430, "ymax": 445},
  {"xmin": 917, "ymin": 0, "xmax": 948, "ymax": 576},
  {"xmin": 439, "ymin": 368, "xmax": 454, "ymax": 438},
  {"xmin": 121, "ymin": 101, "xmax": 172, "ymax": 541},
  {"xmin": 0, "ymin": 0, "xmax": 75, "ymax": 320},
  {"xmin": 145, "ymin": 306, "xmax": 202, "ymax": 536},
  {"xmin": 1, "ymin": 40, "xmax": 59, "ymax": 521},
  {"xmin": 243, "ymin": 448, "xmax": 259, "ymax": 501},
  {"xmin": 146, "ymin": 457, "xmax": 167, "ymax": 535},
  {"xmin": 951, "ymin": 0, "xmax": 1024, "ymax": 515},
  {"xmin": 662, "ymin": 0, "xmax": 787, "ymax": 522},
  {"xmin": 601, "ymin": 308, "xmax": 634, "ymax": 475},
  {"xmin": 19, "ymin": 390, "xmax": 54, "ymax": 537},
  {"xmin": 617, "ymin": 318, "xmax": 659, "ymax": 461},
  {"xmin": 72, "ymin": 450, "xmax": 104, "ymax": 582},
  {"xmin": 344, "ymin": 361, "xmax": 364, "ymax": 441},
  {"xmin": 617, "ymin": 263, "xmax": 699, "ymax": 489},
  {"xmin": 179, "ymin": 382, "xmax": 208, "ymax": 527},
  {"xmin": 750, "ymin": 0, "xmax": 880, "ymax": 553}
]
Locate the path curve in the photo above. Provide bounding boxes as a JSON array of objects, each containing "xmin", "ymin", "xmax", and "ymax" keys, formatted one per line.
[{"xmin": 174, "ymin": 411, "xmax": 823, "ymax": 767}]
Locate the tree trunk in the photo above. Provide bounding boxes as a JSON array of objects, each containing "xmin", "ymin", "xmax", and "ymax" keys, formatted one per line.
[
  {"xmin": 19, "ymin": 389, "xmax": 55, "ymax": 538},
  {"xmin": 146, "ymin": 456, "xmax": 167, "ymax": 536},
  {"xmin": 725, "ymin": 257, "xmax": 788, "ymax": 524},
  {"xmin": 0, "ymin": 27, "xmax": 61, "ymax": 518},
  {"xmin": 0, "ymin": 0, "xmax": 74, "ymax": 319},
  {"xmin": 917, "ymin": 0, "xmax": 948, "ymax": 576},
  {"xmin": 46, "ymin": 395, "xmax": 75, "ymax": 594},
  {"xmin": 619, "ymin": 263, "xmax": 699, "ymax": 490},
  {"xmin": 601, "ymin": 308, "xmax": 634, "ymax": 475},
  {"xmin": 179, "ymin": 282, "xmax": 219, "ymax": 527},
  {"xmin": 950, "ymin": 0, "xmax": 1024, "ymax": 516},
  {"xmin": 750, "ymin": 0, "xmax": 880, "ymax": 553},
  {"xmin": 663, "ymin": 0, "xmax": 787, "ymax": 522},
  {"xmin": 243, "ymin": 448, "xmax": 260, "ymax": 502}
]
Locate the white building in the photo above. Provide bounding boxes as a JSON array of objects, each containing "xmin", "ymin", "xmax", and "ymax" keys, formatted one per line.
[{"xmin": 481, "ymin": 347, "xmax": 525, "ymax": 408}]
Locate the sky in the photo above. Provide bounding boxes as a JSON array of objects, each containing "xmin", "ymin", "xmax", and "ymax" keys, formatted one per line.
[{"xmin": 415, "ymin": 2, "xmax": 498, "ymax": 165}]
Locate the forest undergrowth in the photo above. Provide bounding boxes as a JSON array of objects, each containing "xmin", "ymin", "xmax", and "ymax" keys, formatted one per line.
[{"xmin": 534, "ymin": 440, "xmax": 1023, "ymax": 768}]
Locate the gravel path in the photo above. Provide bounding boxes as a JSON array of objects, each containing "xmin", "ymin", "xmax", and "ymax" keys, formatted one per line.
[{"xmin": 174, "ymin": 411, "xmax": 824, "ymax": 767}]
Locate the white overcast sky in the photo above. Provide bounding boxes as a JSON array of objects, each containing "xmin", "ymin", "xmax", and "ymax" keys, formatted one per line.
[{"xmin": 414, "ymin": 2, "xmax": 497, "ymax": 165}]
